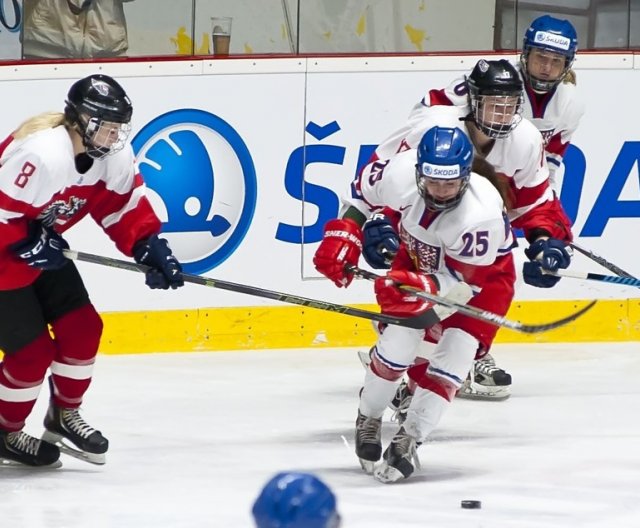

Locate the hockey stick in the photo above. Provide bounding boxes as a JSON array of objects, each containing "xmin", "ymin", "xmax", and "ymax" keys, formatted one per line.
[
  {"xmin": 62, "ymin": 249, "xmax": 440, "ymax": 330},
  {"xmin": 569, "ymin": 242, "xmax": 637, "ymax": 279},
  {"xmin": 346, "ymin": 265, "xmax": 597, "ymax": 334},
  {"xmin": 545, "ymin": 268, "xmax": 640, "ymax": 288}
]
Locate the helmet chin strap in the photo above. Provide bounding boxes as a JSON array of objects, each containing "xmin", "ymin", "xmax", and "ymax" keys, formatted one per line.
[
  {"xmin": 521, "ymin": 53, "xmax": 570, "ymax": 94},
  {"xmin": 75, "ymin": 123, "xmax": 109, "ymax": 160},
  {"xmin": 84, "ymin": 145, "xmax": 111, "ymax": 160}
]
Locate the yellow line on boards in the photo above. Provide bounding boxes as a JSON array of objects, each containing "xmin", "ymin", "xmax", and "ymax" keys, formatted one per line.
[
  {"xmin": 95, "ymin": 298, "xmax": 640, "ymax": 355},
  {"xmin": 1, "ymin": 299, "xmax": 636, "ymax": 359}
]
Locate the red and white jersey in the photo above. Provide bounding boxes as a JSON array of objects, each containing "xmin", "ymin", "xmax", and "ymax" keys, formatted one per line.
[
  {"xmin": 423, "ymin": 65, "xmax": 584, "ymax": 186},
  {"xmin": 366, "ymin": 104, "xmax": 570, "ymax": 241},
  {"xmin": 518, "ymin": 67, "xmax": 585, "ymax": 185},
  {"xmin": 351, "ymin": 149, "xmax": 516, "ymax": 349},
  {"xmin": 350, "ymin": 149, "xmax": 513, "ymax": 290},
  {"xmin": 0, "ymin": 126, "xmax": 161, "ymax": 290}
]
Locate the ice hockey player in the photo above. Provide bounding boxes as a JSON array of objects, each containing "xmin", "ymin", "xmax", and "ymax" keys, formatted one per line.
[
  {"xmin": 361, "ymin": 58, "xmax": 573, "ymax": 402},
  {"xmin": 424, "ymin": 15, "xmax": 583, "ymax": 190},
  {"xmin": 314, "ymin": 124, "xmax": 517, "ymax": 482},
  {"xmin": 0, "ymin": 74, "xmax": 184, "ymax": 467}
]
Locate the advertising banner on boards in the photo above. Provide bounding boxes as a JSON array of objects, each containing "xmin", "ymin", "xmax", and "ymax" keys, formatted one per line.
[{"xmin": 0, "ymin": 56, "xmax": 637, "ymax": 314}]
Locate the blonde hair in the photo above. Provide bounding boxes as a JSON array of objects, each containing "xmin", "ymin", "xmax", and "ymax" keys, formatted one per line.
[
  {"xmin": 13, "ymin": 112, "xmax": 67, "ymax": 140},
  {"xmin": 563, "ymin": 68, "xmax": 577, "ymax": 85}
]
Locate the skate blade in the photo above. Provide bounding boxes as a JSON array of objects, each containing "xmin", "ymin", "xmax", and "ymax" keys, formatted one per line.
[
  {"xmin": 42, "ymin": 431, "xmax": 106, "ymax": 465},
  {"xmin": 358, "ymin": 458, "xmax": 376, "ymax": 474},
  {"xmin": 457, "ymin": 387, "xmax": 511, "ymax": 402},
  {"xmin": 357, "ymin": 350, "xmax": 371, "ymax": 370},
  {"xmin": 0, "ymin": 457, "xmax": 62, "ymax": 470},
  {"xmin": 373, "ymin": 463, "xmax": 406, "ymax": 483}
]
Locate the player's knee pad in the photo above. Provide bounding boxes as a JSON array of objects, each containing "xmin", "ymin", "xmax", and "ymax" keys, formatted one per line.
[
  {"xmin": 407, "ymin": 360, "xmax": 457, "ymax": 401},
  {"xmin": 370, "ymin": 350, "xmax": 406, "ymax": 382},
  {"xmin": 372, "ymin": 324, "xmax": 424, "ymax": 379},
  {"xmin": 51, "ymin": 303, "xmax": 103, "ymax": 362},
  {"xmin": 411, "ymin": 328, "xmax": 479, "ymax": 400}
]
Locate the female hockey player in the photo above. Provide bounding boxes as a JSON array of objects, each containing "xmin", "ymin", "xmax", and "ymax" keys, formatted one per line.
[
  {"xmin": 0, "ymin": 74, "xmax": 184, "ymax": 467},
  {"xmin": 427, "ymin": 15, "xmax": 584, "ymax": 189},
  {"xmin": 314, "ymin": 124, "xmax": 517, "ymax": 482},
  {"xmin": 362, "ymin": 57, "xmax": 574, "ymax": 402}
]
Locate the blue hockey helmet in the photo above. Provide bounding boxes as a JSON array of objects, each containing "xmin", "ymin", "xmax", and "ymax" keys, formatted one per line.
[
  {"xmin": 416, "ymin": 126, "xmax": 473, "ymax": 211},
  {"xmin": 252, "ymin": 472, "xmax": 341, "ymax": 528},
  {"xmin": 521, "ymin": 15, "xmax": 578, "ymax": 92}
]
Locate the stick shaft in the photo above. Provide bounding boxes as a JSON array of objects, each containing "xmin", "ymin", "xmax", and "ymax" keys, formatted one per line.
[
  {"xmin": 550, "ymin": 268, "xmax": 640, "ymax": 288},
  {"xmin": 570, "ymin": 242, "xmax": 637, "ymax": 279},
  {"xmin": 63, "ymin": 249, "xmax": 438, "ymax": 329},
  {"xmin": 348, "ymin": 265, "xmax": 596, "ymax": 334}
]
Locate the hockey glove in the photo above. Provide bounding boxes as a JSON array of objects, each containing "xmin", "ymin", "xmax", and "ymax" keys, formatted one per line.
[
  {"xmin": 524, "ymin": 238, "xmax": 572, "ymax": 272},
  {"xmin": 362, "ymin": 213, "xmax": 400, "ymax": 269},
  {"xmin": 313, "ymin": 218, "xmax": 363, "ymax": 288},
  {"xmin": 522, "ymin": 261, "xmax": 560, "ymax": 288},
  {"xmin": 11, "ymin": 222, "xmax": 69, "ymax": 270},
  {"xmin": 374, "ymin": 270, "xmax": 438, "ymax": 317},
  {"xmin": 133, "ymin": 235, "xmax": 184, "ymax": 290}
]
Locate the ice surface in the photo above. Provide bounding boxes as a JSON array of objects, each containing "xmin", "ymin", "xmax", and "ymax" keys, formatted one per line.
[{"xmin": 2, "ymin": 342, "xmax": 639, "ymax": 527}]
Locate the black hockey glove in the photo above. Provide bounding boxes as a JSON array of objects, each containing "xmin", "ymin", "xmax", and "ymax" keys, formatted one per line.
[
  {"xmin": 11, "ymin": 221, "xmax": 69, "ymax": 270},
  {"xmin": 133, "ymin": 234, "xmax": 184, "ymax": 290},
  {"xmin": 524, "ymin": 238, "xmax": 572, "ymax": 272},
  {"xmin": 362, "ymin": 213, "xmax": 400, "ymax": 269},
  {"xmin": 523, "ymin": 237, "xmax": 572, "ymax": 288},
  {"xmin": 522, "ymin": 261, "xmax": 560, "ymax": 288}
]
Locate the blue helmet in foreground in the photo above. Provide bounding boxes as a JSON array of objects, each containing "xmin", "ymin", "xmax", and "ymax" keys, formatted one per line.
[
  {"xmin": 252, "ymin": 472, "xmax": 341, "ymax": 528},
  {"xmin": 521, "ymin": 15, "xmax": 578, "ymax": 92},
  {"xmin": 416, "ymin": 126, "xmax": 473, "ymax": 211}
]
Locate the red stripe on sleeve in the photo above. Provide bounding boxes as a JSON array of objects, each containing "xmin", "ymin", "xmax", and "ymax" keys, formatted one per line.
[
  {"xmin": 428, "ymin": 89, "xmax": 454, "ymax": 106},
  {"xmin": 546, "ymin": 132, "xmax": 569, "ymax": 158}
]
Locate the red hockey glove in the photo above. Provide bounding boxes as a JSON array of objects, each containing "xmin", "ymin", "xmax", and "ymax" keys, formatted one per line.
[
  {"xmin": 313, "ymin": 218, "xmax": 363, "ymax": 288},
  {"xmin": 374, "ymin": 270, "xmax": 438, "ymax": 317}
]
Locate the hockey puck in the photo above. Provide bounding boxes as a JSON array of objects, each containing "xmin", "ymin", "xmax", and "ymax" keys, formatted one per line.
[{"xmin": 461, "ymin": 500, "xmax": 481, "ymax": 509}]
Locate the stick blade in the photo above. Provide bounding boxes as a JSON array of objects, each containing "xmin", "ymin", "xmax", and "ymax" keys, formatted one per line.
[{"xmin": 517, "ymin": 300, "xmax": 597, "ymax": 334}]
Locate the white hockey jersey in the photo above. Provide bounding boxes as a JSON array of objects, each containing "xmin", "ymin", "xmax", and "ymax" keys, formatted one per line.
[
  {"xmin": 367, "ymin": 105, "xmax": 556, "ymax": 237},
  {"xmin": 348, "ymin": 149, "xmax": 514, "ymax": 290},
  {"xmin": 422, "ymin": 64, "xmax": 584, "ymax": 186}
]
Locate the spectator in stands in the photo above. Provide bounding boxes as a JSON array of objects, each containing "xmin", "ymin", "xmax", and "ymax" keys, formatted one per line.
[{"xmin": 23, "ymin": 0, "xmax": 134, "ymax": 59}]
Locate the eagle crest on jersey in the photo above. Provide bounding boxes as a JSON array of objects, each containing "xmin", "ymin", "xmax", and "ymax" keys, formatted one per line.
[
  {"xmin": 38, "ymin": 197, "xmax": 87, "ymax": 227},
  {"xmin": 400, "ymin": 225, "xmax": 442, "ymax": 272},
  {"xmin": 539, "ymin": 128, "xmax": 556, "ymax": 145}
]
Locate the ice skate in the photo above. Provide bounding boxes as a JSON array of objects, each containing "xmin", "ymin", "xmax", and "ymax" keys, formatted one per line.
[
  {"xmin": 355, "ymin": 410, "xmax": 382, "ymax": 474},
  {"xmin": 374, "ymin": 427, "xmax": 420, "ymax": 483},
  {"xmin": 0, "ymin": 430, "xmax": 61, "ymax": 469},
  {"xmin": 389, "ymin": 381, "xmax": 412, "ymax": 424},
  {"xmin": 43, "ymin": 404, "xmax": 108, "ymax": 465},
  {"xmin": 457, "ymin": 353, "xmax": 512, "ymax": 401}
]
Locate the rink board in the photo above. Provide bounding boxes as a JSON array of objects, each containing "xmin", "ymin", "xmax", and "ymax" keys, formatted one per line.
[
  {"xmin": 0, "ymin": 56, "xmax": 637, "ymax": 353},
  {"xmin": 97, "ymin": 298, "xmax": 640, "ymax": 354}
]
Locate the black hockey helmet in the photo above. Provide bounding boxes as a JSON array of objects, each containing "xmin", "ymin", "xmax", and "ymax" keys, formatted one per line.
[
  {"xmin": 64, "ymin": 74, "xmax": 133, "ymax": 159},
  {"xmin": 466, "ymin": 59, "xmax": 523, "ymax": 139}
]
